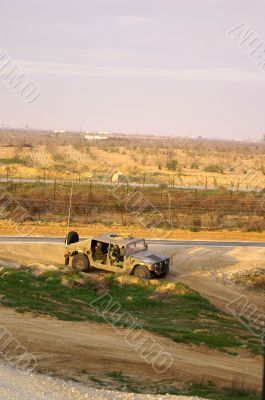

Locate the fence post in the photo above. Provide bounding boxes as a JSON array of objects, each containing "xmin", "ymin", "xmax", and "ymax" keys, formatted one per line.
[
  {"xmin": 89, "ymin": 178, "xmax": 92, "ymax": 194},
  {"xmin": 249, "ymin": 200, "xmax": 252, "ymax": 222},
  {"xmin": 142, "ymin": 173, "xmax": 146, "ymax": 187},
  {"xmin": 53, "ymin": 179, "xmax": 57, "ymax": 201},
  {"xmin": 262, "ymin": 346, "xmax": 265, "ymax": 400}
]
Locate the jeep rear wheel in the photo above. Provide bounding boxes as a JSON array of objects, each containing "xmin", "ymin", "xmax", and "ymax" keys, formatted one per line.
[
  {"xmin": 72, "ymin": 254, "xmax": 90, "ymax": 272},
  {"xmin": 133, "ymin": 265, "xmax": 151, "ymax": 280}
]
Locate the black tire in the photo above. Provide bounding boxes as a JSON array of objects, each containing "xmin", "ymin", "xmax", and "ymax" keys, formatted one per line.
[
  {"xmin": 66, "ymin": 231, "xmax": 79, "ymax": 245},
  {"xmin": 133, "ymin": 265, "xmax": 151, "ymax": 280},
  {"xmin": 72, "ymin": 254, "xmax": 90, "ymax": 272}
]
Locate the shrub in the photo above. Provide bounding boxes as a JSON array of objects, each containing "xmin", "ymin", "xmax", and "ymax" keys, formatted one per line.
[
  {"xmin": 0, "ymin": 157, "xmax": 26, "ymax": 165},
  {"xmin": 204, "ymin": 164, "xmax": 223, "ymax": 173},
  {"xmin": 244, "ymin": 222, "xmax": 265, "ymax": 232},
  {"xmin": 190, "ymin": 226, "xmax": 201, "ymax": 232},
  {"xmin": 191, "ymin": 162, "xmax": 199, "ymax": 169}
]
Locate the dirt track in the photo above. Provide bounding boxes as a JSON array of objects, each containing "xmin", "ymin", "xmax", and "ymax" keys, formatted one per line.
[
  {"xmin": 0, "ymin": 243, "xmax": 264, "ymax": 391},
  {"xmin": 0, "ymin": 308, "xmax": 262, "ymax": 391},
  {"xmin": 162, "ymin": 245, "xmax": 265, "ymax": 314}
]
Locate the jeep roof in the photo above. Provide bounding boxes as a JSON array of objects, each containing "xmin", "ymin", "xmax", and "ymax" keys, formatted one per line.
[{"xmin": 92, "ymin": 232, "xmax": 144, "ymax": 246}]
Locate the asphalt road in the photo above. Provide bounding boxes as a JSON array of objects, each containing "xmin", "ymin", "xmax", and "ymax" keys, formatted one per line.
[
  {"xmin": 0, "ymin": 236, "xmax": 265, "ymax": 247},
  {"xmin": 0, "ymin": 177, "xmax": 259, "ymax": 192}
]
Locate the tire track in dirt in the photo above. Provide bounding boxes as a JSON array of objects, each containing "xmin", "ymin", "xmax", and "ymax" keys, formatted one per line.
[{"xmin": 0, "ymin": 308, "xmax": 262, "ymax": 390}]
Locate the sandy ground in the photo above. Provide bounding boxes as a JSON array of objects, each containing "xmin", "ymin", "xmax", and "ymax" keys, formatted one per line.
[
  {"xmin": 0, "ymin": 243, "xmax": 264, "ymax": 392},
  {"xmin": 0, "ymin": 362, "xmax": 205, "ymax": 400},
  {"xmin": 2, "ymin": 220, "xmax": 265, "ymax": 241}
]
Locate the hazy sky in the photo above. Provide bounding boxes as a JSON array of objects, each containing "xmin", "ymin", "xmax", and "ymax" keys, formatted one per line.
[{"xmin": 0, "ymin": 0, "xmax": 265, "ymax": 139}]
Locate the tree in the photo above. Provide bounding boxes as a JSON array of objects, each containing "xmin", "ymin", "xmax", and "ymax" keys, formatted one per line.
[{"xmin": 166, "ymin": 159, "xmax": 178, "ymax": 171}]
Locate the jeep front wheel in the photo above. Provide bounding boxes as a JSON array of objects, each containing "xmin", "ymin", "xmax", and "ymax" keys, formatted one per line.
[
  {"xmin": 159, "ymin": 265, "xmax": 169, "ymax": 278},
  {"xmin": 72, "ymin": 254, "xmax": 90, "ymax": 272},
  {"xmin": 133, "ymin": 265, "xmax": 151, "ymax": 280}
]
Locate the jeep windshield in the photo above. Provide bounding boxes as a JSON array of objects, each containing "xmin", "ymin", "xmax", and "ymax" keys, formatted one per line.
[{"xmin": 126, "ymin": 240, "xmax": 147, "ymax": 255}]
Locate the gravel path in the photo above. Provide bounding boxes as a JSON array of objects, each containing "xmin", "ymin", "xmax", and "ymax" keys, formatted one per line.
[{"xmin": 0, "ymin": 363, "xmax": 206, "ymax": 400}]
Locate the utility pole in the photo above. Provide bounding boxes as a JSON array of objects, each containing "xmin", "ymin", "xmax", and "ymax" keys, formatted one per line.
[
  {"xmin": 66, "ymin": 181, "xmax": 74, "ymax": 238},
  {"xmin": 168, "ymin": 191, "xmax": 172, "ymax": 226}
]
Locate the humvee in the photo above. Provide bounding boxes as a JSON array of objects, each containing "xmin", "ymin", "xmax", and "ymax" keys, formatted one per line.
[{"xmin": 64, "ymin": 232, "xmax": 170, "ymax": 279}]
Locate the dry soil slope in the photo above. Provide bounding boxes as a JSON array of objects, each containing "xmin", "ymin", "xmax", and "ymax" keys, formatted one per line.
[{"xmin": 0, "ymin": 362, "xmax": 206, "ymax": 400}]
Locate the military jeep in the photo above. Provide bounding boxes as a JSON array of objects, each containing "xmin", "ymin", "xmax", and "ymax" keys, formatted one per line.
[{"xmin": 64, "ymin": 232, "xmax": 170, "ymax": 279}]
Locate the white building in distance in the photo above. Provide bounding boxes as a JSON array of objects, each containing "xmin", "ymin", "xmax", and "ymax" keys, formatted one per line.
[{"xmin": 85, "ymin": 134, "xmax": 108, "ymax": 140}]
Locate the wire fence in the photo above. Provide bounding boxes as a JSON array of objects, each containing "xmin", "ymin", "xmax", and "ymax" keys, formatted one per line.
[{"xmin": 1, "ymin": 181, "xmax": 265, "ymax": 230}]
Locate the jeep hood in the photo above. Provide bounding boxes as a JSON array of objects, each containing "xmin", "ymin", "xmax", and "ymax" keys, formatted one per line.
[{"xmin": 132, "ymin": 250, "xmax": 168, "ymax": 264}]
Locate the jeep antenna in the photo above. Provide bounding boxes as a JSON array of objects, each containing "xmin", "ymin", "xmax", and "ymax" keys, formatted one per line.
[{"xmin": 66, "ymin": 180, "xmax": 74, "ymax": 238}]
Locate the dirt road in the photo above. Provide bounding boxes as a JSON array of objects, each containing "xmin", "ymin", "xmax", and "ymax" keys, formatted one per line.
[{"xmin": 161, "ymin": 245, "xmax": 265, "ymax": 314}]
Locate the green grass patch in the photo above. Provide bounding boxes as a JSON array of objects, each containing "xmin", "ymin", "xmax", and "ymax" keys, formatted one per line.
[
  {"xmin": 161, "ymin": 383, "xmax": 260, "ymax": 400},
  {"xmin": 0, "ymin": 267, "xmax": 262, "ymax": 354},
  {"xmin": 0, "ymin": 157, "xmax": 27, "ymax": 165},
  {"xmin": 72, "ymin": 371, "xmax": 261, "ymax": 400}
]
